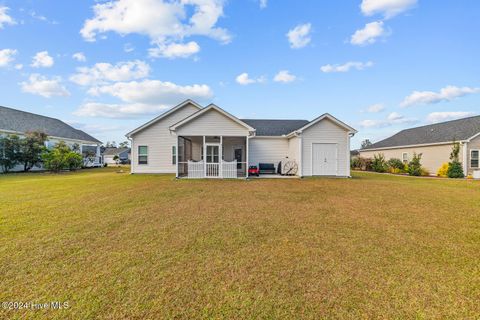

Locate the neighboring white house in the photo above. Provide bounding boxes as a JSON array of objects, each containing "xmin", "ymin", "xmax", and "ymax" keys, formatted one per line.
[
  {"xmin": 0, "ymin": 105, "xmax": 102, "ymax": 172},
  {"xmin": 126, "ymin": 100, "xmax": 357, "ymax": 178},
  {"xmin": 102, "ymin": 147, "xmax": 131, "ymax": 164}
]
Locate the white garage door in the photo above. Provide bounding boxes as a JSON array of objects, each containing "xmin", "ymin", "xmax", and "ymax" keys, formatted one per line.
[{"xmin": 312, "ymin": 143, "xmax": 338, "ymax": 176}]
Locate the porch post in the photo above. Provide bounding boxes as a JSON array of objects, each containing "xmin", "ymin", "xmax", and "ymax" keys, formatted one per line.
[
  {"xmin": 219, "ymin": 136, "xmax": 223, "ymax": 178},
  {"xmin": 246, "ymin": 135, "xmax": 249, "ymax": 178},
  {"xmin": 96, "ymin": 144, "xmax": 101, "ymax": 164},
  {"xmin": 175, "ymin": 136, "xmax": 179, "ymax": 178},
  {"xmin": 203, "ymin": 136, "xmax": 206, "ymax": 178},
  {"xmin": 462, "ymin": 142, "xmax": 468, "ymax": 176}
]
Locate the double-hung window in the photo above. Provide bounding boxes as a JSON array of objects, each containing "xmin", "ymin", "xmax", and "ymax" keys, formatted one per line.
[
  {"xmin": 138, "ymin": 146, "xmax": 148, "ymax": 165},
  {"xmin": 402, "ymin": 152, "xmax": 408, "ymax": 164},
  {"xmin": 471, "ymin": 150, "xmax": 479, "ymax": 168},
  {"xmin": 172, "ymin": 146, "xmax": 176, "ymax": 165}
]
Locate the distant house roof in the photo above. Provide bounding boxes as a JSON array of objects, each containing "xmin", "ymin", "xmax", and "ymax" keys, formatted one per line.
[
  {"xmin": 0, "ymin": 106, "xmax": 101, "ymax": 144},
  {"xmin": 241, "ymin": 119, "xmax": 309, "ymax": 136},
  {"xmin": 102, "ymin": 147, "xmax": 130, "ymax": 156},
  {"xmin": 363, "ymin": 115, "xmax": 480, "ymax": 150}
]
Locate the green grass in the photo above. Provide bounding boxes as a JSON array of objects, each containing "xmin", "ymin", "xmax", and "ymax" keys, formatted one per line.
[{"xmin": 1, "ymin": 167, "xmax": 479, "ymax": 319}]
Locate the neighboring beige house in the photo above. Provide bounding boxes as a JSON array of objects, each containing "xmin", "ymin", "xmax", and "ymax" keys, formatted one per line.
[
  {"xmin": 359, "ymin": 115, "xmax": 480, "ymax": 176},
  {"xmin": 126, "ymin": 100, "xmax": 357, "ymax": 178}
]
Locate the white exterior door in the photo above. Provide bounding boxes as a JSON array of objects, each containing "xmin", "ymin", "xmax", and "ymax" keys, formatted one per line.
[{"xmin": 312, "ymin": 143, "xmax": 337, "ymax": 176}]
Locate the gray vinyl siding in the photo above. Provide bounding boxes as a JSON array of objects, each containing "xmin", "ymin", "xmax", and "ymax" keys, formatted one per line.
[
  {"xmin": 175, "ymin": 109, "xmax": 250, "ymax": 137},
  {"xmin": 248, "ymin": 137, "xmax": 289, "ymax": 167},
  {"xmin": 301, "ymin": 118, "xmax": 350, "ymax": 177},
  {"xmin": 130, "ymin": 104, "xmax": 199, "ymax": 173}
]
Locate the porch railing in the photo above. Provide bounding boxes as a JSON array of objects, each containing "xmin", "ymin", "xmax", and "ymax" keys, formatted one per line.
[{"xmin": 186, "ymin": 160, "xmax": 242, "ymax": 178}]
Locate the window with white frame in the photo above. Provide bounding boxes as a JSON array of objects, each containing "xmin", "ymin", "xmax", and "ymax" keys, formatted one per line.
[
  {"xmin": 138, "ymin": 146, "xmax": 148, "ymax": 165},
  {"xmin": 402, "ymin": 152, "xmax": 408, "ymax": 164},
  {"xmin": 172, "ymin": 146, "xmax": 176, "ymax": 165},
  {"xmin": 471, "ymin": 150, "xmax": 479, "ymax": 168}
]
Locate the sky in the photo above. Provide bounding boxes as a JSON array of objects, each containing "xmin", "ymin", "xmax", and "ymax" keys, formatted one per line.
[{"xmin": 0, "ymin": 0, "xmax": 479, "ymax": 148}]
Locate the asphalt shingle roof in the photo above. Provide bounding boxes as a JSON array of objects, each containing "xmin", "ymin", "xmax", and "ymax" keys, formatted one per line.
[
  {"xmin": 241, "ymin": 119, "xmax": 309, "ymax": 136},
  {"xmin": 0, "ymin": 106, "xmax": 101, "ymax": 143},
  {"xmin": 363, "ymin": 115, "xmax": 480, "ymax": 150}
]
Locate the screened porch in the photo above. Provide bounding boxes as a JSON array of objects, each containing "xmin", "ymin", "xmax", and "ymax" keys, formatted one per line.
[{"xmin": 177, "ymin": 136, "xmax": 247, "ymax": 178}]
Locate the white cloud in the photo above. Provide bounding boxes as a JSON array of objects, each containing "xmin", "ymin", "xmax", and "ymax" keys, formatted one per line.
[
  {"xmin": 0, "ymin": 49, "xmax": 17, "ymax": 67},
  {"xmin": 148, "ymin": 41, "xmax": 200, "ymax": 59},
  {"xmin": 401, "ymin": 85, "xmax": 480, "ymax": 107},
  {"xmin": 0, "ymin": 7, "xmax": 15, "ymax": 29},
  {"xmin": 259, "ymin": 0, "xmax": 267, "ymax": 9},
  {"xmin": 67, "ymin": 121, "xmax": 128, "ymax": 134},
  {"xmin": 80, "ymin": 0, "xmax": 231, "ymax": 53},
  {"xmin": 20, "ymin": 74, "xmax": 70, "ymax": 98},
  {"xmin": 361, "ymin": 0, "xmax": 417, "ymax": 19},
  {"xmin": 360, "ymin": 112, "xmax": 417, "ymax": 128},
  {"xmin": 364, "ymin": 103, "xmax": 385, "ymax": 113},
  {"xmin": 70, "ymin": 60, "xmax": 150, "ymax": 86},
  {"xmin": 235, "ymin": 72, "xmax": 265, "ymax": 85},
  {"xmin": 273, "ymin": 70, "xmax": 296, "ymax": 83},
  {"xmin": 124, "ymin": 43, "xmax": 135, "ymax": 53},
  {"xmin": 350, "ymin": 21, "xmax": 386, "ymax": 46},
  {"xmin": 87, "ymin": 79, "xmax": 212, "ymax": 103},
  {"xmin": 321, "ymin": 61, "xmax": 373, "ymax": 73},
  {"xmin": 14, "ymin": 64, "xmax": 23, "ymax": 70},
  {"xmin": 31, "ymin": 51, "xmax": 54, "ymax": 68},
  {"xmin": 75, "ymin": 79, "xmax": 213, "ymax": 118},
  {"xmin": 286, "ymin": 23, "xmax": 312, "ymax": 49},
  {"xmin": 426, "ymin": 112, "xmax": 476, "ymax": 124},
  {"xmin": 72, "ymin": 52, "xmax": 87, "ymax": 62}
]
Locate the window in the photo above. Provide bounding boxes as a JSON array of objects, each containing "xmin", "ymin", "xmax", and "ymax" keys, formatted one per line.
[
  {"xmin": 471, "ymin": 150, "xmax": 479, "ymax": 168},
  {"xmin": 138, "ymin": 146, "xmax": 148, "ymax": 165},
  {"xmin": 172, "ymin": 146, "xmax": 176, "ymax": 165},
  {"xmin": 402, "ymin": 152, "xmax": 408, "ymax": 164}
]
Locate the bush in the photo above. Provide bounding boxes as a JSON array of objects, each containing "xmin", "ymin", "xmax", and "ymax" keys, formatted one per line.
[
  {"xmin": 447, "ymin": 143, "xmax": 465, "ymax": 178},
  {"xmin": 447, "ymin": 161, "xmax": 464, "ymax": 178},
  {"xmin": 372, "ymin": 153, "xmax": 388, "ymax": 173},
  {"xmin": 42, "ymin": 141, "xmax": 83, "ymax": 172},
  {"xmin": 408, "ymin": 153, "xmax": 423, "ymax": 176},
  {"xmin": 351, "ymin": 157, "xmax": 373, "ymax": 171},
  {"xmin": 420, "ymin": 167, "xmax": 430, "ymax": 176},
  {"xmin": 387, "ymin": 158, "xmax": 404, "ymax": 174},
  {"xmin": 437, "ymin": 163, "xmax": 449, "ymax": 177},
  {"xmin": 0, "ymin": 134, "xmax": 21, "ymax": 173}
]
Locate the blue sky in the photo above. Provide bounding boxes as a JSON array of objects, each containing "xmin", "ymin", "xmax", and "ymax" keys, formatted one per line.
[{"xmin": 0, "ymin": 0, "xmax": 479, "ymax": 147}]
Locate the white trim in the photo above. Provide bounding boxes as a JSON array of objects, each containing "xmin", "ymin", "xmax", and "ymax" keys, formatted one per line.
[
  {"xmin": 246, "ymin": 136, "xmax": 249, "ymax": 175},
  {"xmin": 203, "ymin": 136, "xmax": 206, "ymax": 177},
  {"xmin": 250, "ymin": 135, "xmax": 288, "ymax": 139},
  {"xmin": 346, "ymin": 134, "xmax": 351, "ymax": 177},
  {"xmin": 287, "ymin": 113, "xmax": 357, "ymax": 137},
  {"xmin": 126, "ymin": 99, "xmax": 202, "ymax": 137},
  {"xmin": 137, "ymin": 145, "xmax": 148, "ymax": 165},
  {"xmin": 169, "ymin": 104, "xmax": 256, "ymax": 132},
  {"xmin": 175, "ymin": 139, "xmax": 179, "ymax": 178},
  {"xmin": 466, "ymin": 131, "xmax": 480, "ymax": 142},
  {"xmin": 298, "ymin": 134, "xmax": 303, "ymax": 177},
  {"xmin": 402, "ymin": 152, "xmax": 409, "ymax": 164},
  {"xmin": 360, "ymin": 140, "xmax": 466, "ymax": 152},
  {"xmin": 462, "ymin": 142, "xmax": 468, "ymax": 174}
]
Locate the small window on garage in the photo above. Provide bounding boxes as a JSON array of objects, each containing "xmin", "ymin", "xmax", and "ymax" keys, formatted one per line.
[
  {"xmin": 138, "ymin": 146, "xmax": 148, "ymax": 165},
  {"xmin": 471, "ymin": 150, "xmax": 479, "ymax": 168},
  {"xmin": 402, "ymin": 152, "xmax": 408, "ymax": 164}
]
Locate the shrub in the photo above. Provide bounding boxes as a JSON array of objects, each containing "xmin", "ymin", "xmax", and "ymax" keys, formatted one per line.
[
  {"xmin": 19, "ymin": 131, "xmax": 48, "ymax": 172},
  {"xmin": 408, "ymin": 153, "xmax": 423, "ymax": 176},
  {"xmin": 447, "ymin": 143, "xmax": 465, "ymax": 178},
  {"xmin": 0, "ymin": 134, "xmax": 21, "ymax": 173},
  {"xmin": 437, "ymin": 163, "xmax": 449, "ymax": 177},
  {"xmin": 420, "ymin": 167, "xmax": 430, "ymax": 176},
  {"xmin": 387, "ymin": 158, "xmax": 404, "ymax": 174},
  {"xmin": 351, "ymin": 157, "xmax": 373, "ymax": 171},
  {"xmin": 372, "ymin": 153, "xmax": 388, "ymax": 173},
  {"xmin": 42, "ymin": 141, "xmax": 83, "ymax": 172}
]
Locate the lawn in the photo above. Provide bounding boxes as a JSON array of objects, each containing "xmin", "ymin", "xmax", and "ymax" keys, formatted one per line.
[{"xmin": 1, "ymin": 168, "xmax": 479, "ymax": 319}]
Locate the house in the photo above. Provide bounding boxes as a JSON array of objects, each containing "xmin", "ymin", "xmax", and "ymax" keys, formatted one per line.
[
  {"xmin": 0, "ymin": 105, "xmax": 102, "ymax": 171},
  {"xmin": 102, "ymin": 147, "xmax": 131, "ymax": 164},
  {"xmin": 359, "ymin": 115, "xmax": 480, "ymax": 176},
  {"xmin": 126, "ymin": 100, "xmax": 357, "ymax": 178}
]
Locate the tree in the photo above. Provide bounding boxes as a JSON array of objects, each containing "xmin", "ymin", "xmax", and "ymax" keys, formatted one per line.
[
  {"xmin": 0, "ymin": 134, "xmax": 21, "ymax": 173},
  {"xmin": 361, "ymin": 139, "xmax": 372, "ymax": 149},
  {"xmin": 42, "ymin": 141, "xmax": 83, "ymax": 172},
  {"xmin": 118, "ymin": 141, "xmax": 130, "ymax": 148},
  {"xmin": 113, "ymin": 155, "xmax": 120, "ymax": 166},
  {"xmin": 105, "ymin": 141, "xmax": 117, "ymax": 148},
  {"xmin": 447, "ymin": 142, "xmax": 464, "ymax": 178},
  {"xmin": 19, "ymin": 131, "xmax": 48, "ymax": 172}
]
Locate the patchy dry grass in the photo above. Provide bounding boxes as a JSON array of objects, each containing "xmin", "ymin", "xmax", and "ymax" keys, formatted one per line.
[{"xmin": 0, "ymin": 168, "xmax": 479, "ymax": 319}]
